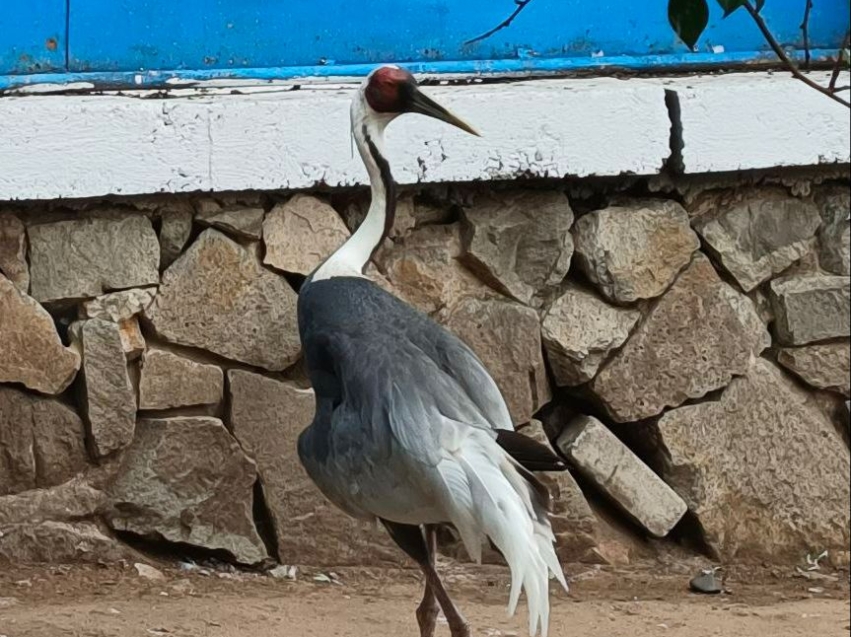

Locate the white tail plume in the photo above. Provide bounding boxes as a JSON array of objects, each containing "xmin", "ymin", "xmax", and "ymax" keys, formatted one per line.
[{"xmin": 438, "ymin": 430, "xmax": 568, "ymax": 637}]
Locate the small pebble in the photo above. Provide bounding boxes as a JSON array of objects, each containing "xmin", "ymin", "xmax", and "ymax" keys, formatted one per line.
[
  {"xmin": 134, "ymin": 563, "xmax": 166, "ymax": 581},
  {"xmin": 689, "ymin": 569, "xmax": 722, "ymax": 595}
]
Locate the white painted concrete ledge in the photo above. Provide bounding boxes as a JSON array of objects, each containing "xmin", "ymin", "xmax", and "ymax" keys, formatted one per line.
[{"xmin": 0, "ymin": 72, "xmax": 848, "ymax": 201}]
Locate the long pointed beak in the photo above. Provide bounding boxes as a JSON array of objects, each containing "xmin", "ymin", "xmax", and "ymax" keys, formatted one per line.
[{"xmin": 409, "ymin": 87, "xmax": 480, "ymax": 137}]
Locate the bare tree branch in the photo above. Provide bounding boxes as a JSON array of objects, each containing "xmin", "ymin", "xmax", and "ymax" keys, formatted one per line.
[
  {"xmin": 829, "ymin": 30, "xmax": 851, "ymax": 91},
  {"xmin": 743, "ymin": 0, "xmax": 850, "ymax": 107},
  {"xmin": 800, "ymin": 0, "xmax": 813, "ymax": 69},
  {"xmin": 464, "ymin": 0, "xmax": 536, "ymax": 46}
]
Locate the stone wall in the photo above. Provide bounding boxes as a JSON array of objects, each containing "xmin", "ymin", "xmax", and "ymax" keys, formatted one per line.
[{"xmin": 1, "ymin": 174, "xmax": 849, "ymax": 568}]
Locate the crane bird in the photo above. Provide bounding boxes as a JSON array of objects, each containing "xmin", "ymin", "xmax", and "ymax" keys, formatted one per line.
[{"xmin": 296, "ymin": 65, "xmax": 568, "ymax": 637}]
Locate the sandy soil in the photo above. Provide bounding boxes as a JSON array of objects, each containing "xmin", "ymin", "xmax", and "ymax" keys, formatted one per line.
[{"xmin": 1, "ymin": 560, "xmax": 849, "ymax": 637}]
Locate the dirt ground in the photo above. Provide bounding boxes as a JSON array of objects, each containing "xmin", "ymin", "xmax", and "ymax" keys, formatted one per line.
[{"xmin": 1, "ymin": 559, "xmax": 849, "ymax": 637}]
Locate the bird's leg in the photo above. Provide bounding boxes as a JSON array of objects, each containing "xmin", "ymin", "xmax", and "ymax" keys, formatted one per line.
[
  {"xmin": 419, "ymin": 546, "xmax": 471, "ymax": 637},
  {"xmin": 415, "ymin": 525, "xmax": 439, "ymax": 637}
]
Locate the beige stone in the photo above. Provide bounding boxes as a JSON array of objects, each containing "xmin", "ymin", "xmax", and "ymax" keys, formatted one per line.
[
  {"xmin": 80, "ymin": 288, "xmax": 154, "ymax": 361},
  {"xmin": 590, "ymin": 255, "xmax": 769, "ymax": 422},
  {"xmin": 654, "ymin": 359, "xmax": 850, "ymax": 560},
  {"xmin": 0, "ymin": 386, "xmax": 88, "ymax": 497},
  {"xmin": 228, "ymin": 370, "xmax": 399, "ymax": 566},
  {"xmin": 139, "ymin": 349, "xmax": 223, "ymax": 410},
  {"xmin": 196, "ymin": 201, "xmax": 264, "ymax": 240},
  {"xmin": 557, "ymin": 415, "xmax": 687, "ymax": 538},
  {"xmin": 0, "ymin": 521, "xmax": 133, "ymax": 564},
  {"xmin": 769, "ymin": 275, "xmax": 851, "ymax": 345},
  {"xmin": 778, "ymin": 342, "xmax": 850, "ymax": 397},
  {"xmin": 72, "ymin": 319, "xmax": 136, "ymax": 458},
  {"xmin": 0, "ymin": 212, "xmax": 29, "ymax": 292},
  {"xmin": 118, "ymin": 317, "xmax": 146, "ymax": 360},
  {"xmin": 542, "ymin": 284, "xmax": 640, "ymax": 386},
  {"xmin": 28, "ymin": 216, "xmax": 160, "ymax": 303},
  {"xmin": 572, "ymin": 200, "xmax": 699, "ymax": 303},
  {"xmin": 0, "ymin": 477, "xmax": 106, "ymax": 526},
  {"xmin": 263, "ymin": 195, "xmax": 350, "ymax": 275},
  {"xmin": 815, "ymin": 187, "xmax": 850, "ymax": 277},
  {"xmin": 0, "ymin": 276, "xmax": 80, "ymax": 394},
  {"xmin": 460, "ymin": 190, "xmax": 574, "ymax": 305},
  {"xmin": 80, "ymin": 287, "xmax": 156, "ymax": 322},
  {"xmin": 108, "ymin": 417, "xmax": 268, "ymax": 564},
  {"xmin": 379, "ymin": 223, "xmax": 492, "ymax": 315},
  {"xmin": 439, "ymin": 296, "xmax": 550, "ymax": 424},
  {"xmin": 145, "ymin": 229, "xmax": 301, "ymax": 371},
  {"xmin": 158, "ymin": 204, "xmax": 194, "ymax": 269},
  {"xmin": 694, "ymin": 190, "xmax": 821, "ymax": 292}
]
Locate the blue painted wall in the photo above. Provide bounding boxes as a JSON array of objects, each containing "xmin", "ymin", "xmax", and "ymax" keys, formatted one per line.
[
  {"xmin": 0, "ymin": 3, "xmax": 67, "ymax": 74},
  {"xmin": 1, "ymin": 0, "xmax": 849, "ymax": 83}
]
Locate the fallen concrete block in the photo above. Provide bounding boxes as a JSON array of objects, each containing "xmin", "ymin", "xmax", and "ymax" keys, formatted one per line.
[{"xmin": 557, "ymin": 415, "xmax": 687, "ymax": 538}]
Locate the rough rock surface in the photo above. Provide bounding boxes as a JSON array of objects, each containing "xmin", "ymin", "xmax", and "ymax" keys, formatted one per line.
[
  {"xmin": 778, "ymin": 342, "xmax": 850, "ymax": 397},
  {"xmin": 719, "ymin": 282, "xmax": 774, "ymax": 354},
  {"xmin": 572, "ymin": 200, "xmax": 699, "ymax": 303},
  {"xmin": 769, "ymin": 275, "xmax": 851, "ymax": 345},
  {"xmin": 395, "ymin": 196, "xmax": 452, "ymax": 237},
  {"xmin": 263, "ymin": 195, "xmax": 350, "ymax": 275},
  {"xmin": 117, "ymin": 318, "xmax": 146, "ymax": 360},
  {"xmin": 0, "ymin": 521, "xmax": 132, "ymax": 564},
  {"xmin": 459, "ymin": 191, "xmax": 574, "ymax": 305},
  {"xmin": 519, "ymin": 421, "xmax": 599, "ymax": 560},
  {"xmin": 158, "ymin": 204, "xmax": 194, "ymax": 269},
  {"xmin": 0, "ymin": 212, "xmax": 29, "ymax": 291},
  {"xmin": 80, "ymin": 288, "xmax": 155, "ymax": 362},
  {"xmin": 72, "ymin": 319, "xmax": 136, "ymax": 458},
  {"xmin": 0, "ymin": 477, "xmax": 107, "ymax": 526},
  {"xmin": 590, "ymin": 255, "xmax": 769, "ymax": 422},
  {"xmin": 0, "ymin": 276, "xmax": 80, "ymax": 394},
  {"xmin": 145, "ymin": 229, "xmax": 301, "ymax": 371},
  {"xmin": 557, "ymin": 415, "xmax": 687, "ymax": 538},
  {"xmin": 28, "ymin": 216, "xmax": 160, "ymax": 303},
  {"xmin": 108, "ymin": 417, "xmax": 268, "ymax": 565},
  {"xmin": 654, "ymin": 359, "xmax": 850, "ymax": 560},
  {"xmin": 379, "ymin": 224, "xmax": 491, "ymax": 315},
  {"xmin": 694, "ymin": 190, "xmax": 821, "ymax": 292},
  {"xmin": 80, "ymin": 288, "xmax": 156, "ymax": 322},
  {"xmin": 815, "ymin": 187, "xmax": 850, "ymax": 276},
  {"xmin": 439, "ymin": 296, "xmax": 550, "ymax": 424},
  {"xmin": 139, "ymin": 349, "xmax": 223, "ymax": 410},
  {"xmin": 196, "ymin": 201, "xmax": 264, "ymax": 240},
  {"xmin": 542, "ymin": 285, "xmax": 641, "ymax": 386},
  {"xmin": 0, "ymin": 386, "xmax": 89, "ymax": 497},
  {"xmin": 228, "ymin": 371, "xmax": 399, "ymax": 565}
]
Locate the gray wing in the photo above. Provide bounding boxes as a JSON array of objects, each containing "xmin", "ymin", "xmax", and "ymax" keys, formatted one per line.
[
  {"xmin": 299, "ymin": 278, "xmax": 515, "ymax": 468},
  {"xmin": 333, "ymin": 325, "xmax": 511, "ymax": 466}
]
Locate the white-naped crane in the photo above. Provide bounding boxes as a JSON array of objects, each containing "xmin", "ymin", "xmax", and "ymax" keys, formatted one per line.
[{"xmin": 296, "ymin": 65, "xmax": 568, "ymax": 637}]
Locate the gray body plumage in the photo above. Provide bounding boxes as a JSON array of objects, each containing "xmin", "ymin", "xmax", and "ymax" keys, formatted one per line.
[{"xmin": 297, "ymin": 275, "xmax": 512, "ymax": 525}]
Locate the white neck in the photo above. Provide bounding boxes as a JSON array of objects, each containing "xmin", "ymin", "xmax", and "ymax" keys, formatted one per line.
[{"xmin": 312, "ymin": 94, "xmax": 394, "ymax": 282}]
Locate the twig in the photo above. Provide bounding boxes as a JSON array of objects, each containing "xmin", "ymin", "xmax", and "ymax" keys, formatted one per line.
[
  {"xmin": 800, "ymin": 0, "xmax": 813, "ymax": 69},
  {"xmin": 743, "ymin": 0, "xmax": 850, "ymax": 107},
  {"xmin": 464, "ymin": 0, "xmax": 536, "ymax": 46},
  {"xmin": 829, "ymin": 30, "xmax": 850, "ymax": 91}
]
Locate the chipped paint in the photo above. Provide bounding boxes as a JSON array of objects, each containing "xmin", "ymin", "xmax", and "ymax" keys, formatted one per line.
[
  {"xmin": 0, "ymin": 48, "xmax": 844, "ymax": 92},
  {"xmin": 0, "ymin": 71, "xmax": 848, "ymax": 202},
  {"xmin": 0, "ymin": 76, "xmax": 671, "ymax": 200}
]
